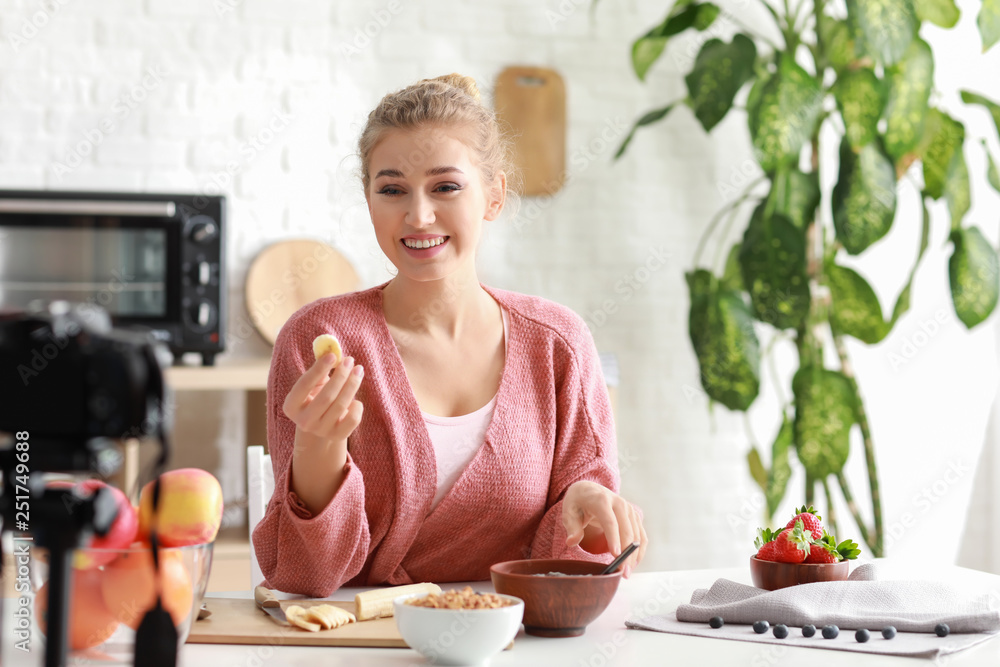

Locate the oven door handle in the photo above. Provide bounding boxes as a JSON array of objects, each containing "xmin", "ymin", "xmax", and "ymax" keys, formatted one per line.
[{"xmin": 0, "ymin": 199, "xmax": 176, "ymax": 217}]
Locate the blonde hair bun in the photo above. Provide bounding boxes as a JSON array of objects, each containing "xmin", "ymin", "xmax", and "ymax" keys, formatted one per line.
[{"xmin": 429, "ymin": 73, "xmax": 481, "ymax": 103}]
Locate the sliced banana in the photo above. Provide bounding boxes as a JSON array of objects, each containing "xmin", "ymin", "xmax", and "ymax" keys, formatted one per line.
[
  {"xmin": 285, "ymin": 605, "xmax": 321, "ymax": 632},
  {"xmin": 285, "ymin": 604, "xmax": 356, "ymax": 632},
  {"xmin": 308, "ymin": 604, "xmax": 356, "ymax": 630},
  {"xmin": 312, "ymin": 334, "xmax": 342, "ymax": 365}
]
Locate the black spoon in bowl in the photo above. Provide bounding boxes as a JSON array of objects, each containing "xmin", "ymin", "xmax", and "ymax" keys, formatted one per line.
[{"xmin": 601, "ymin": 541, "xmax": 640, "ymax": 575}]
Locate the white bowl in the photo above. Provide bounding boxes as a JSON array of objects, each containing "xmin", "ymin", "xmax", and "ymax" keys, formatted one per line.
[{"xmin": 393, "ymin": 592, "xmax": 524, "ymax": 666}]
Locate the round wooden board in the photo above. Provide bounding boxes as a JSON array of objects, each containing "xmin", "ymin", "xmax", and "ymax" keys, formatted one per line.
[{"xmin": 245, "ymin": 239, "xmax": 360, "ymax": 345}]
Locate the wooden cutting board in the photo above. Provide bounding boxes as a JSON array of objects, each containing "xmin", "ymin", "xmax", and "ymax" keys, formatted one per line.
[
  {"xmin": 494, "ymin": 66, "xmax": 566, "ymax": 196},
  {"xmin": 244, "ymin": 239, "xmax": 360, "ymax": 345},
  {"xmin": 187, "ymin": 599, "xmax": 407, "ymax": 648}
]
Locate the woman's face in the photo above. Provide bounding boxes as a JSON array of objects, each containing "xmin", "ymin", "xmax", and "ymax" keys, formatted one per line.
[{"xmin": 366, "ymin": 125, "xmax": 504, "ymax": 284}]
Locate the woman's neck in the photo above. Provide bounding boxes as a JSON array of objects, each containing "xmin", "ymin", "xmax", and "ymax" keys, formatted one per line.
[{"xmin": 381, "ymin": 271, "xmax": 498, "ymax": 341}]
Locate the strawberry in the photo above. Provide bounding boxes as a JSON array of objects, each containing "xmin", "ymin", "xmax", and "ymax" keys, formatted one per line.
[
  {"xmin": 754, "ymin": 527, "xmax": 779, "ymax": 561},
  {"xmin": 786, "ymin": 505, "xmax": 824, "ymax": 540},
  {"xmin": 804, "ymin": 540, "xmax": 839, "ymax": 563},
  {"xmin": 756, "ymin": 540, "xmax": 780, "ymax": 561},
  {"xmin": 804, "ymin": 531, "xmax": 861, "ymax": 563},
  {"xmin": 772, "ymin": 520, "xmax": 811, "ymax": 563}
]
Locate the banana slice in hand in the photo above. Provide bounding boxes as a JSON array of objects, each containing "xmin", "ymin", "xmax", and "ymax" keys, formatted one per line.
[{"xmin": 312, "ymin": 334, "xmax": 342, "ymax": 366}]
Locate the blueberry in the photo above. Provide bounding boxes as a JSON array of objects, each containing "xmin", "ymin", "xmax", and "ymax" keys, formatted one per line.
[
  {"xmin": 801, "ymin": 624, "xmax": 816, "ymax": 637},
  {"xmin": 772, "ymin": 624, "xmax": 788, "ymax": 639},
  {"xmin": 822, "ymin": 625, "xmax": 839, "ymax": 639},
  {"xmin": 753, "ymin": 620, "xmax": 770, "ymax": 634},
  {"xmin": 935, "ymin": 623, "xmax": 950, "ymax": 637},
  {"xmin": 882, "ymin": 626, "xmax": 897, "ymax": 640},
  {"xmin": 855, "ymin": 628, "xmax": 870, "ymax": 643},
  {"xmin": 709, "ymin": 616, "xmax": 724, "ymax": 629}
]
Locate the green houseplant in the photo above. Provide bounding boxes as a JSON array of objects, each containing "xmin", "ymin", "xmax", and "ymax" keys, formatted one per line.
[{"xmin": 615, "ymin": 0, "xmax": 1000, "ymax": 556}]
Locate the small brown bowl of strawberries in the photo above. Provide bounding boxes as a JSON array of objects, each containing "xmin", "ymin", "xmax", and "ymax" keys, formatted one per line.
[{"xmin": 750, "ymin": 506, "xmax": 860, "ymax": 591}]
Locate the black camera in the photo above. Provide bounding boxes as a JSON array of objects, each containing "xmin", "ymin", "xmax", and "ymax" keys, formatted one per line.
[
  {"xmin": 0, "ymin": 301, "xmax": 174, "ymax": 667},
  {"xmin": 0, "ymin": 301, "xmax": 169, "ymax": 443}
]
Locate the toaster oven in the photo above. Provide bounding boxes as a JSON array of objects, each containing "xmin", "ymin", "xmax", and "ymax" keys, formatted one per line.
[{"xmin": 0, "ymin": 190, "xmax": 225, "ymax": 365}]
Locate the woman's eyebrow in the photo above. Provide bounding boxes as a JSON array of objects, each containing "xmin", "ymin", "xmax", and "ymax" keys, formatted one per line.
[
  {"xmin": 374, "ymin": 166, "xmax": 464, "ymax": 179},
  {"xmin": 425, "ymin": 166, "xmax": 463, "ymax": 176}
]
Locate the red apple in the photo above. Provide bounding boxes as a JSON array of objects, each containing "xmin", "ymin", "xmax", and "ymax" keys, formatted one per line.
[
  {"xmin": 137, "ymin": 468, "xmax": 223, "ymax": 547},
  {"xmin": 46, "ymin": 479, "xmax": 138, "ymax": 569}
]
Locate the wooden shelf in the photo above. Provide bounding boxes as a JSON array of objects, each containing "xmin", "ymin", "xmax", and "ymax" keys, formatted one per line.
[{"xmin": 165, "ymin": 358, "xmax": 271, "ymax": 391}]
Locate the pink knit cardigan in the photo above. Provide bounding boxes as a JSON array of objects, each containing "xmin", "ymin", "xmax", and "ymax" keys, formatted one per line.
[{"xmin": 252, "ymin": 283, "xmax": 620, "ymax": 597}]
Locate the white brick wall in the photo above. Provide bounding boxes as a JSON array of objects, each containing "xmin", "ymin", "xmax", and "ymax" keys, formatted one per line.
[{"xmin": 1, "ymin": 0, "xmax": 998, "ymax": 573}]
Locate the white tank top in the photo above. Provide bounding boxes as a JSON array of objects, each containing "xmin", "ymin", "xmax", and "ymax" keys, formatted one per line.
[{"xmin": 422, "ymin": 308, "xmax": 509, "ymax": 510}]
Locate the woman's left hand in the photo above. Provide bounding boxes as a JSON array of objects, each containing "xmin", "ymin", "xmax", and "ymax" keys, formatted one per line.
[{"xmin": 562, "ymin": 481, "xmax": 647, "ymax": 577}]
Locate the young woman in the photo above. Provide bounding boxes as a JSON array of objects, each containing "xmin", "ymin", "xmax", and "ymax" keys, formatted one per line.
[{"xmin": 252, "ymin": 74, "xmax": 647, "ymax": 597}]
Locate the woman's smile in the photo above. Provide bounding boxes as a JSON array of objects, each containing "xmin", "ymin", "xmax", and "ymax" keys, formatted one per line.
[{"xmin": 401, "ymin": 234, "xmax": 450, "ymax": 257}]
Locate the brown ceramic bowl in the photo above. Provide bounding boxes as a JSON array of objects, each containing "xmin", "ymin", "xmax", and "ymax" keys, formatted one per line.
[
  {"xmin": 749, "ymin": 556, "xmax": 851, "ymax": 590},
  {"xmin": 490, "ymin": 559, "xmax": 621, "ymax": 638}
]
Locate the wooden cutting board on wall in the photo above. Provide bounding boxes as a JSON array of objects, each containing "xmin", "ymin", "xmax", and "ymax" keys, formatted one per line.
[
  {"xmin": 494, "ymin": 66, "xmax": 566, "ymax": 197},
  {"xmin": 244, "ymin": 239, "xmax": 359, "ymax": 345}
]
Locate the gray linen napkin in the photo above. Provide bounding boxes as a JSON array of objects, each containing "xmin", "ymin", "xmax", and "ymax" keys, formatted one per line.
[
  {"xmin": 673, "ymin": 577, "xmax": 1000, "ymax": 633},
  {"xmin": 626, "ymin": 563, "xmax": 1000, "ymax": 658}
]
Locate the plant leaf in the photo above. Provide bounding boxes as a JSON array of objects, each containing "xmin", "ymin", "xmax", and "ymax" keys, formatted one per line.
[
  {"xmin": 765, "ymin": 417, "xmax": 794, "ymax": 520},
  {"xmin": 949, "ymin": 227, "xmax": 1000, "ymax": 329},
  {"xmin": 985, "ymin": 140, "xmax": 1000, "ymax": 194},
  {"xmin": 615, "ymin": 103, "xmax": 676, "ymax": 159},
  {"xmin": 884, "ymin": 37, "xmax": 934, "ymax": 162},
  {"xmin": 979, "ymin": 0, "xmax": 1000, "ymax": 53},
  {"xmin": 748, "ymin": 53, "xmax": 824, "ymax": 172},
  {"xmin": 832, "ymin": 138, "xmax": 897, "ymax": 255},
  {"xmin": 721, "ymin": 243, "xmax": 744, "ymax": 291},
  {"xmin": 960, "ymin": 90, "xmax": 1000, "ymax": 145},
  {"xmin": 945, "ymin": 144, "xmax": 971, "ymax": 229},
  {"xmin": 918, "ymin": 108, "xmax": 965, "ymax": 200},
  {"xmin": 827, "ymin": 263, "xmax": 888, "ymax": 343},
  {"xmin": 747, "ymin": 447, "xmax": 768, "ymax": 492},
  {"xmin": 632, "ymin": 1, "xmax": 721, "ymax": 80},
  {"xmin": 793, "ymin": 366, "xmax": 857, "ymax": 479},
  {"xmin": 687, "ymin": 269, "xmax": 761, "ymax": 410},
  {"xmin": 914, "ymin": 0, "xmax": 960, "ymax": 27},
  {"xmin": 889, "ymin": 198, "xmax": 931, "ymax": 327},
  {"xmin": 831, "ymin": 68, "xmax": 885, "ymax": 148},
  {"xmin": 766, "ymin": 166, "xmax": 821, "ymax": 230},
  {"xmin": 685, "ymin": 34, "xmax": 757, "ymax": 132},
  {"xmin": 818, "ymin": 13, "xmax": 860, "ymax": 71},
  {"xmin": 846, "ymin": 0, "xmax": 918, "ymax": 66},
  {"xmin": 739, "ymin": 205, "xmax": 811, "ymax": 329}
]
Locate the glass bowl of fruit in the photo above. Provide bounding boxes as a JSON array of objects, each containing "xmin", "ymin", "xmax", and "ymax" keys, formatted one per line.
[
  {"xmin": 27, "ymin": 470, "xmax": 222, "ymax": 664},
  {"xmin": 30, "ymin": 541, "xmax": 214, "ymax": 663},
  {"xmin": 750, "ymin": 507, "xmax": 860, "ymax": 591}
]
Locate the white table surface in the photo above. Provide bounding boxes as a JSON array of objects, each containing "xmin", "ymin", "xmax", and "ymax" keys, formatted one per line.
[{"xmin": 4, "ymin": 566, "xmax": 1000, "ymax": 666}]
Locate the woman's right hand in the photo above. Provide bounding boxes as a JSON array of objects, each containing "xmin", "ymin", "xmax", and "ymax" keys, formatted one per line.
[
  {"xmin": 283, "ymin": 353, "xmax": 365, "ymax": 447},
  {"xmin": 285, "ymin": 354, "xmax": 365, "ymax": 515}
]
